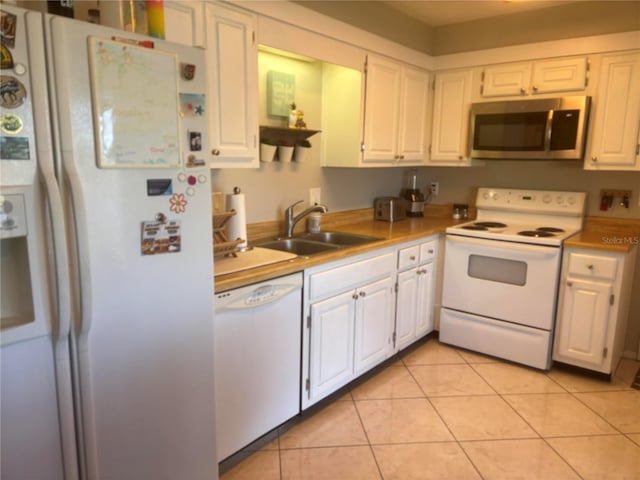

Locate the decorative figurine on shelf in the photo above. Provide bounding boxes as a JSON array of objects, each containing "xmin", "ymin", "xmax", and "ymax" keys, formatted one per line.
[
  {"xmin": 288, "ymin": 102, "xmax": 298, "ymax": 128},
  {"xmin": 295, "ymin": 110, "xmax": 307, "ymax": 129},
  {"xmin": 288, "ymin": 102, "xmax": 307, "ymax": 129}
]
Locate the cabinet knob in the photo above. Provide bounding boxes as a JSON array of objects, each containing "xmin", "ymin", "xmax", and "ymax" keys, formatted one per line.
[
  {"xmin": 567, "ymin": 281, "xmax": 573, "ymax": 287},
  {"xmin": 352, "ymin": 293, "xmax": 359, "ymax": 300},
  {"xmin": 359, "ymin": 291, "xmax": 366, "ymax": 297},
  {"xmin": 532, "ymin": 85, "xmax": 538, "ymax": 92},
  {"xmin": 410, "ymin": 255, "xmax": 416, "ymax": 261},
  {"xmin": 212, "ymin": 149, "xmax": 221, "ymax": 156},
  {"xmin": 520, "ymin": 87, "xmax": 526, "ymax": 94},
  {"xmin": 587, "ymin": 264, "xmax": 594, "ymax": 270},
  {"xmin": 592, "ymin": 156, "xmax": 598, "ymax": 162},
  {"xmin": 399, "ymin": 154, "xmax": 405, "ymax": 160},
  {"xmin": 428, "ymin": 249, "xmax": 434, "ymax": 254},
  {"xmin": 458, "ymin": 155, "xmax": 463, "ymax": 160}
]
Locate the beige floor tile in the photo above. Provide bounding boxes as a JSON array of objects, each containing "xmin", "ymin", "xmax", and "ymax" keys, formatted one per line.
[
  {"xmin": 402, "ymin": 338, "xmax": 466, "ymax": 365},
  {"xmin": 280, "ymin": 446, "xmax": 381, "ymax": 480},
  {"xmin": 408, "ymin": 364, "xmax": 495, "ymax": 396},
  {"xmin": 457, "ymin": 348, "xmax": 500, "ymax": 364},
  {"xmin": 430, "ymin": 395, "xmax": 536, "ymax": 441},
  {"xmin": 547, "ymin": 368, "xmax": 629, "ymax": 392},
  {"xmin": 473, "ymin": 362, "xmax": 567, "ymax": 394},
  {"xmin": 355, "ymin": 398, "xmax": 454, "ymax": 444},
  {"xmin": 278, "ymin": 400, "xmax": 368, "ymax": 449},
  {"xmin": 461, "ymin": 439, "xmax": 580, "ymax": 479},
  {"xmin": 628, "ymin": 433, "xmax": 640, "ymax": 446},
  {"xmin": 373, "ymin": 442, "xmax": 481, "ymax": 480},
  {"xmin": 547, "ymin": 435, "xmax": 640, "ymax": 480},
  {"xmin": 351, "ymin": 366, "xmax": 424, "ymax": 400},
  {"xmin": 220, "ymin": 450, "xmax": 280, "ymax": 480},
  {"xmin": 575, "ymin": 390, "xmax": 640, "ymax": 433},
  {"xmin": 504, "ymin": 393, "xmax": 617, "ymax": 437}
]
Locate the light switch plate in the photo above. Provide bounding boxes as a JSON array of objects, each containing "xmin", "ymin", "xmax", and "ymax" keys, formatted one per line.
[{"xmin": 309, "ymin": 187, "xmax": 321, "ymax": 205}]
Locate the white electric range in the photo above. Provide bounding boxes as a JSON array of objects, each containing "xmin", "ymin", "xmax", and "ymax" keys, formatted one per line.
[{"xmin": 440, "ymin": 188, "xmax": 586, "ymax": 370}]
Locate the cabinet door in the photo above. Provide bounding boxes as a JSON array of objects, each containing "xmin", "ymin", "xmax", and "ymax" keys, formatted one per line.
[
  {"xmin": 163, "ymin": 1, "xmax": 203, "ymax": 47},
  {"xmin": 395, "ymin": 268, "xmax": 419, "ymax": 351},
  {"xmin": 429, "ymin": 70, "xmax": 473, "ymax": 164},
  {"xmin": 354, "ymin": 277, "xmax": 395, "ymax": 375},
  {"xmin": 586, "ymin": 52, "xmax": 640, "ymax": 170},
  {"xmin": 397, "ymin": 66, "xmax": 430, "ymax": 163},
  {"xmin": 415, "ymin": 263, "xmax": 435, "ymax": 338},
  {"xmin": 531, "ymin": 57, "xmax": 587, "ymax": 94},
  {"xmin": 205, "ymin": 3, "xmax": 259, "ymax": 168},
  {"xmin": 309, "ymin": 291, "xmax": 356, "ymax": 403},
  {"xmin": 481, "ymin": 62, "xmax": 531, "ymax": 97},
  {"xmin": 362, "ymin": 54, "xmax": 401, "ymax": 163},
  {"xmin": 554, "ymin": 278, "xmax": 612, "ymax": 371}
]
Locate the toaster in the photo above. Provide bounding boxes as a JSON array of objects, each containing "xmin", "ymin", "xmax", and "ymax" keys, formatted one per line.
[{"xmin": 374, "ymin": 197, "xmax": 407, "ymax": 222}]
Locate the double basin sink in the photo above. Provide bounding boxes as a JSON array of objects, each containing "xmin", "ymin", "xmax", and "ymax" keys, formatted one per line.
[{"xmin": 254, "ymin": 231, "xmax": 383, "ymax": 256}]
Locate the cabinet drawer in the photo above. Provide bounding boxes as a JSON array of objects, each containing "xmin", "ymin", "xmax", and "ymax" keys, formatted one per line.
[
  {"xmin": 419, "ymin": 240, "xmax": 437, "ymax": 263},
  {"xmin": 309, "ymin": 253, "xmax": 395, "ymax": 302},
  {"xmin": 567, "ymin": 252, "xmax": 618, "ymax": 280},
  {"xmin": 398, "ymin": 245, "xmax": 420, "ymax": 270}
]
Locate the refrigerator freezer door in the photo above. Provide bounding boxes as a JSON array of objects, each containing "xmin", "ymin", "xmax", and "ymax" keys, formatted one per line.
[
  {"xmin": 47, "ymin": 15, "xmax": 217, "ymax": 480},
  {"xmin": 1, "ymin": 7, "xmax": 75, "ymax": 480}
]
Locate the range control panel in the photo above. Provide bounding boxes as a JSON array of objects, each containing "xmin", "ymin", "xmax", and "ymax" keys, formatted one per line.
[{"xmin": 476, "ymin": 188, "xmax": 586, "ymax": 216}]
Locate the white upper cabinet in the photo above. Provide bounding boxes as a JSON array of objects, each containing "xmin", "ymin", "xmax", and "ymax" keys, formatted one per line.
[
  {"xmin": 163, "ymin": 1, "xmax": 204, "ymax": 47},
  {"xmin": 479, "ymin": 56, "xmax": 588, "ymax": 97},
  {"xmin": 585, "ymin": 51, "xmax": 640, "ymax": 171},
  {"xmin": 205, "ymin": 2, "xmax": 259, "ymax": 168},
  {"xmin": 362, "ymin": 54, "xmax": 430, "ymax": 166},
  {"xmin": 427, "ymin": 69, "xmax": 474, "ymax": 166}
]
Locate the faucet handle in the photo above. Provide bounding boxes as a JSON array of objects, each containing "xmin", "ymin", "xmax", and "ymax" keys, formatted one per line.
[{"xmin": 287, "ymin": 200, "xmax": 304, "ymax": 212}]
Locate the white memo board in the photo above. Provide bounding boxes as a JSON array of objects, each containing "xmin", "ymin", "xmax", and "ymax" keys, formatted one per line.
[{"xmin": 88, "ymin": 37, "xmax": 181, "ymax": 168}]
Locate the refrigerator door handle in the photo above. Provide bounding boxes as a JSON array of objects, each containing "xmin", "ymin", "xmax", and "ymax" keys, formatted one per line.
[{"xmin": 27, "ymin": 10, "xmax": 79, "ymax": 480}]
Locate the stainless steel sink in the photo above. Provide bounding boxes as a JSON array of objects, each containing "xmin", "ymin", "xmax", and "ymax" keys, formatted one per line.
[
  {"xmin": 298, "ymin": 231, "xmax": 383, "ymax": 246},
  {"xmin": 254, "ymin": 231, "xmax": 382, "ymax": 256},
  {"xmin": 255, "ymin": 238, "xmax": 340, "ymax": 256}
]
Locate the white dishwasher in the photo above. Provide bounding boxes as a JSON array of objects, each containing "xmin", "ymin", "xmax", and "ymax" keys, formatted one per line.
[{"xmin": 214, "ymin": 272, "xmax": 302, "ymax": 462}]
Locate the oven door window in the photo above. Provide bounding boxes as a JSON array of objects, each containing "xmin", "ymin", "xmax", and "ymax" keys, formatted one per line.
[
  {"xmin": 468, "ymin": 254, "xmax": 527, "ymax": 286},
  {"xmin": 473, "ymin": 111, "xmax": 548, "ymax": 151}
]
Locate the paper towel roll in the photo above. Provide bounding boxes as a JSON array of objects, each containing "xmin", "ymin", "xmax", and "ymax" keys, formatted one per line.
[{"xmin": 227, "ymin": 189, "xmax": 247, "ymax": 248}]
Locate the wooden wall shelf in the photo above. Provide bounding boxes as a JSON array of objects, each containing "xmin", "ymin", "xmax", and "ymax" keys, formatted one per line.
[{"xmin": 259, "ymin": 125, "xmax": 321, "ymax": 146}]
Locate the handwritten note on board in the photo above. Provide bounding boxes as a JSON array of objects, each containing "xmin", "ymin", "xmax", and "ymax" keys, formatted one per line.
[{"xmin": 88, "ymin": 37, "xmax": 181, "ymax": 168}]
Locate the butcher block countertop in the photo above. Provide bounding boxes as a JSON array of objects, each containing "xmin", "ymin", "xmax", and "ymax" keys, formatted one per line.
[
  {"xmin": 565, "ymin": 217, "xmax": 640, "ymax": 253},
  {"xmin": 214, "ymin": 206, "xmax": 462, "ymax": 293}
]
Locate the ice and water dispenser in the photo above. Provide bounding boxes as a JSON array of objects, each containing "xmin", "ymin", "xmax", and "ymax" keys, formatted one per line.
[{"xmin": 1, "ymin": 192, "xmax": 36, "ymax": 340}]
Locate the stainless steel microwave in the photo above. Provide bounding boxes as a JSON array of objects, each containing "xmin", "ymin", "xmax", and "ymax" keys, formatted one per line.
[{"xmin": 469, "ymin": 96, "xmax": 591, "ymax": 160}]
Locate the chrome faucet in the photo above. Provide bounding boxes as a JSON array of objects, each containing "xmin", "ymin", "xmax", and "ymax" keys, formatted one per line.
[{"xmin": 284, "ymin": 200, "xmax": 328, "ymax": 237}]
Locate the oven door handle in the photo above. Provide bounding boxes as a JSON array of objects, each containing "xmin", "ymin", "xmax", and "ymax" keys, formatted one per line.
[{"xmin": 446, "ymin": 234, "xmax": 559, "ymax": 257}]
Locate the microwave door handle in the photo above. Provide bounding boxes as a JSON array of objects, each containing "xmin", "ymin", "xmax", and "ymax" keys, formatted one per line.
[{"xmin": 545, "ymin": 109, "xmax": 554, "ymax": 152}]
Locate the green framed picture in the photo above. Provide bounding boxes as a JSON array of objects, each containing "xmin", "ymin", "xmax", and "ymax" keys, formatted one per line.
[{"xmin": 267, "ymin": 71, "xmax": 295, "ymax": 117}]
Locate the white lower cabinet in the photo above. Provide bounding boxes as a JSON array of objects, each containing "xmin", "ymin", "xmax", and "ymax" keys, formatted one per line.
[
  {"xmin": 303, "ymin": 251, "xmax": 396, "ymax": 409},
  {"xmin": 553, "ymin": 246, "xmax": 638, "ymax": 375},
  {"xmin": 302, "ymin": 236, "xmax": 440, "ymax": 410},
  {"xmin": 395, "ymin": 237, "xmax": 437, "ymax": 351}
]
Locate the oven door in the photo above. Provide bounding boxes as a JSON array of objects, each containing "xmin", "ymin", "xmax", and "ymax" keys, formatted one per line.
[{"xmin": 443, "ymin": 235, "xmax": 561, "ymax": 330}]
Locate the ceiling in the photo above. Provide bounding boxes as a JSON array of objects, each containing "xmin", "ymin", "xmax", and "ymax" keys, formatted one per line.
[{"xmin": 380, "ymin": 1, "xmax": 577, "ymax": 27}]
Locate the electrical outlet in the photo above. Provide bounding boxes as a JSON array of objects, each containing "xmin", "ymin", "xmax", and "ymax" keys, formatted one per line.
[
  {"xmin": 309, "ymin": 187, "xmax": 322, "ymax": 205},
  {"xmin": 430, "ymin": 181, "xmax": 439, "ymax": 196}
]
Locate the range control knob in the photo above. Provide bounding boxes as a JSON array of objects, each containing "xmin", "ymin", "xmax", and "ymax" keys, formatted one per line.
[
  {"xmin": 567, "ymin": 196, "xmax": 576, "ymax": 205},
  {"xmin": 556, "ymin": 196, "xmax": 564, "ymax": 204},
  {"xmin": 542, "ymin": 194, "xmax": 552, "ymax": 204}
]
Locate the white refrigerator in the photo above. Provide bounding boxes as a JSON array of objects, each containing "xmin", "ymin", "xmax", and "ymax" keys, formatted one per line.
[{"xmin": 0, "ymin": 5, "xmax": 217, "ymax": 479}]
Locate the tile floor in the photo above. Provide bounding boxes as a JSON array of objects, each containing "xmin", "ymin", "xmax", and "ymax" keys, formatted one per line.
[{"xmin": 220, "ymin": 338, "xmax": 640, "ymax": 480}]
